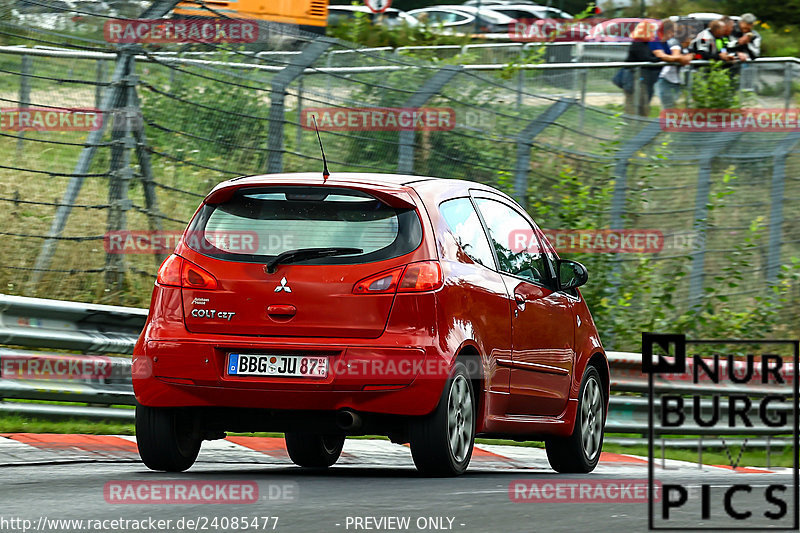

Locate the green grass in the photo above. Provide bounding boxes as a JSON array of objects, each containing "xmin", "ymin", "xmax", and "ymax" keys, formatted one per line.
[
  {"xmin": 0, "ymin": 413, "xmax": 135, "ymax": 435},
  {"xmin": 601, "ymin": 442, "xmax": 795, "ymax": 469}
]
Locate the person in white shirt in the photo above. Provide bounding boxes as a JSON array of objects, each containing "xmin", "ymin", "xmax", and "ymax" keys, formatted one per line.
[{"xmin": 656, "ymin": 23, "xmax": 693, "ymax": 109}]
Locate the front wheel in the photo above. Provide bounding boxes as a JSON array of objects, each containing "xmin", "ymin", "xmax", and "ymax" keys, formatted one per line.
[
  {"xmin": 546, "ymin": 365, "xmax": 605, "ymax": 473},
  {"xmin": 136, "ymin": 405, "xmax": 201, "ymax": 472},
  {"xmin": 285, "ymin": 433, "xmax": 345, "ymax": 468},
  {"xmin": 410, "ymin": 361, "xmax": 475, "ymax": 476}
]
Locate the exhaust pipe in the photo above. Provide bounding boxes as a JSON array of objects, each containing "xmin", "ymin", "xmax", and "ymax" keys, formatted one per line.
[{"xmin": 336, "ymin": 409, "xmax": 362, "ymax": 431}]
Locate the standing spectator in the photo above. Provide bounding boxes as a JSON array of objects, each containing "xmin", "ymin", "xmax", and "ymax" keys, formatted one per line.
[
  {"xmin": 624, "ymin": 20, "xmax": 690, "ymax": 116},
  {"xmin": 656, "ymin": 24, "xmax": 693, "ymax": 109},
  {"xmin": 690, "ymin": 20, "xmax": 735, "ymax": 62},
  {"xmin": 729, "ymin": 13, "xmax": 761, "ymax": 61}
]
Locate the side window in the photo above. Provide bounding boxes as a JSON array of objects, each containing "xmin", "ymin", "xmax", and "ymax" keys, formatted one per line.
[
  {"xmin": 439, "ymin": 198, "xmax": 496, "ymax": 269},
  {"xmin": 474, "ymin": 198, "xmax": 550, "ymax": 286}
]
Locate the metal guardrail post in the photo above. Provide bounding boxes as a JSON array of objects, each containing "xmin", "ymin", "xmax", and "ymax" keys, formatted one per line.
[
  {"xmin": 784, "ymin": 62, "xmax": 793, "ymax": 110},
  {"xmin": 16, "ymin": 54, "xmax": 32, "ymax": 155},
  {"xmin": 688, "ymin": 132, "xmax": 743, "ymax": 308},
  {"xmin": 512, "ymin": 99, "xmax": 572, "ymax": 206},
  {"xmin": 264, "ymin": 39, "xmax": 332, "ymax": 174},
  {"xmin": 397, "ymin": 65, "xmax": 462, "ymax": 175},
  {"xmin": 766, "ymin": 131, "xmax": 800, "ymax": 284}
]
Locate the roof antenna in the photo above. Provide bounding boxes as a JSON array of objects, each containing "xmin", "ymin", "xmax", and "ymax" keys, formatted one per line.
[{"xmin": 312, "ymin": 115, "xmax": 330, "ymax": 182}]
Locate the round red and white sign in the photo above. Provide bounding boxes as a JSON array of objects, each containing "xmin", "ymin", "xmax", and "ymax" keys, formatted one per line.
[{"xmin": 364, "ymin": 0, "xmax": 391, "ymax": 14}]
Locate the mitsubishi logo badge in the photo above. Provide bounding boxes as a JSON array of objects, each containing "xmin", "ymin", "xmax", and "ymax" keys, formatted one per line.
[{"xmin": 274, "ymin": 277, "xmax": 292, "ymax": 293}]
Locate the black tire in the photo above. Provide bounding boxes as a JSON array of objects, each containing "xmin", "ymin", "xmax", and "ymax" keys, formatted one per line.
[
  {"xmin": 135, "ymin": 405, "xmax": 201, "ymax": 472},
  {"xmin": 546, "ymin": 365, "xmax": 605, "ymax": 473},
  {"xmin": 284, "ymin": 433, "xmax": 345, "ymax": 468},
  {"xmin": 410, "ymin": 361, "xmax": 475, "ymax": 476}
]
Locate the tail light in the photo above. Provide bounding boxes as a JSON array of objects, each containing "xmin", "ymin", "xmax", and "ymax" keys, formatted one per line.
[
  {"xmin": 156, "ymin": 254, "xmax": 218, "ymax": 290},
  {"xmin": 156, "ymin": 254, "xmax": 182, "ymax": 287},
  {"xmin": 353, "ymin": 266, "xmax": 405, "ymax": 294},
  {"xmin": 353, "ymin": 261, "xmax": 442, "ymax": 294},
  {"xmin": 182, "ymin": 260, "xmax": 218, "ymax": 290},
  {"xmin": 398, "ymin": 261, "xmax": 442, "ymax": 292}
]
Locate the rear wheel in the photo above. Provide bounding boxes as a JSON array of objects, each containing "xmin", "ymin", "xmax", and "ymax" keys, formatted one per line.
[
  {"xmin": 285, "ymin": 433, "xmax": 345, "ymax": 468},
  {"xmin": 546, "ymin": 365, "xmax": 605, "ymax": 473},
  {"xmin": 136, "ymin": 405, "xmax": 201, "ymax": 472},
  {"xmin": 410, "ymin": 361, "xmax": 475, "ymax": 476}
]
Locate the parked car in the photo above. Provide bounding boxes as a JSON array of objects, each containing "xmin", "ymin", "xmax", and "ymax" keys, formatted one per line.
[
  {"xmin": 327, "ymin": 5, "xmax": 419, "ymax": 27},
  {"xmin": 463, "ymin": 0, "xmax": 545, "ymax": 6},
  {"xmin": 11, "ymin": 0, "xmax": 111, "ymax": 32},
  {"xmin": 408, "ymin": 5, "xmax": 516, "ymax": 33},
  {"xmin": 489, "ymin": 3, "xmax": 574, "ymax": 20},
  {"xmin": 133, "ymin": 172, "xmax": 609, "ymax": 476}
]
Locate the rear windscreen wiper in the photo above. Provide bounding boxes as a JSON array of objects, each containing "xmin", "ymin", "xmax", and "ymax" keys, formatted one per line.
[{"xmin": 264, "ymin": 247, "xmax": 363, "ymax": 273}]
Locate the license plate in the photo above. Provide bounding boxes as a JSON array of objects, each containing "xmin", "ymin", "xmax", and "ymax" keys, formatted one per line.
[{"xmin": 227, "ymin": 353, "xmax": 328, "ymax": 378}]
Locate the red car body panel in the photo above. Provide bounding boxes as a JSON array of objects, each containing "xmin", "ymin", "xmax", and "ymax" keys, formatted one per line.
[{"xmin": 133, "ymin": 173, "xmax": 607, "ymax": 439}]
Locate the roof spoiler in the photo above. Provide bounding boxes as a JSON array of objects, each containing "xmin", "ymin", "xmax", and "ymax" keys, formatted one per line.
[{"xmin": 204, "ymin": 183, "xmax": 417, "ymax": 210}]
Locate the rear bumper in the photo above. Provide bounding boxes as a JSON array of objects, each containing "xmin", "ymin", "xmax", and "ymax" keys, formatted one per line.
[{"xmin": 133, "ymin": 336, "xmax": 448, "ymax": 416}]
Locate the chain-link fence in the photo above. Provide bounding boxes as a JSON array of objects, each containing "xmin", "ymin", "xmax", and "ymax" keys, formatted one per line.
[{"xmin": 1, "ymin": 1, "xmax": 799, "ymax": 349}]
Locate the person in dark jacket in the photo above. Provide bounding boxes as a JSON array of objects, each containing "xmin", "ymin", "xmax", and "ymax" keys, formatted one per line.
[
  {"xmin": 729, "ymin": 13, "xmax": 761, "ymax": 61},
  {"xmin": 689, "ymin": 20, "xmax": 735, "ymax": 62},
  {"xmin": 624, "ymin": 20, "xmax": 691, "ymax": 116}
]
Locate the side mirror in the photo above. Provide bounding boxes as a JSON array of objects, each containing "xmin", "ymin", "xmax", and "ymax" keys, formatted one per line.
[{"xmin": 557, "ymin": 259, "xmax": 588, "ymax": 291}]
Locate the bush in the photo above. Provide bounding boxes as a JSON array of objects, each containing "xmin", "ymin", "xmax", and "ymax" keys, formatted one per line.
[{"xmin": 688, "ymin": 61, "xmax": 741, "ymax": 109}]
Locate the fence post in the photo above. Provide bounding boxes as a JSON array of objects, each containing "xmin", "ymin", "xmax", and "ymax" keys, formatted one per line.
[
  {"xmin": 784, "ymin": 62, "xmax": 793, "ymax": 111},
  {"xmin": 633, "ymin": 66, "xmax": 643, "ymax": 115},
  {"xmin": 26, "ymin": 0, "xmax": 182, "ymax": 291},
  {"xmin": 95, "ymin": 59, "xmax": 106, "ymax": 109},
  {"xmin": 609, "ymin": 121, "xmax": 663, "ymax": 229},
  {"xmin": 264, "ymin": 39, "xmax": 332, "ymax": 174},
  {"xmin": 578, "ymin": 67, "xmax": 588, "ymax": 129},
  {"xmin": 397, "ymin": 65, "xmax": 461, "ymax": 175},
  {"xmin": 512, "ymin": 99, "xmax": 573, "ymax": 206},
  {"xmin": 127, "ymin": 75, "xmax": 166, "ymax": 267},
  {"xmin": 295, "ymin": 73, "xmax": 304, "ymax": 153},
  {"xmin": 104, "ymin": 73, "xmax": 135, "ymax": 291},
  {"xmin": 604, "ymin": 121, "xmax": 662, "ymax": 349},
  {"xmin": 16, "ymin": 55, "xmax": 32, "ymax": 155},
  {"xmin": 766, "ymin": 131, "xmax": 800, "ymax": 284},
  {"xmin": 688, "ymin": 132, "xmax": 743, "ymax": 308}
]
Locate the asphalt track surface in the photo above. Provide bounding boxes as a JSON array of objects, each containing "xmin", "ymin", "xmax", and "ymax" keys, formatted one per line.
[{"xmin": 0, "ymin": 434, "xmax": 796, "ymax": 533}]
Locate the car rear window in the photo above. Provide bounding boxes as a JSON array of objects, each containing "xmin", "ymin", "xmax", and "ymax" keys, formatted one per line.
[{"xmin": 185, "ymin": 186, "xmax": 423, "ymax": 264}]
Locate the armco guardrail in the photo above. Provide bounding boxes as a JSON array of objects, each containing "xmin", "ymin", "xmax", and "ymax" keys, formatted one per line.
[
  {"xmin": 0, "ymin": 294, "xmax": 140, "ymax": 420},
  {"xmin": 0, "ymin": 295, "xmax": 795, "ymax": 447}
]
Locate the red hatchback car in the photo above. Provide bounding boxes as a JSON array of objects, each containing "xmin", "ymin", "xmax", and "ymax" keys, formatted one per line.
[{"xmin": 133, "ymin": 172, "xmax": 608, "ymax": 476}]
